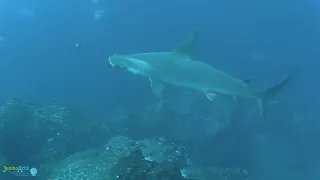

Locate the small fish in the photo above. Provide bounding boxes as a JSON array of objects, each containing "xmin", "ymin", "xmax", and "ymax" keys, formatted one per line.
[{"xmin": 75, "ymin": 43, "xmax": 81, "ymax": 49}]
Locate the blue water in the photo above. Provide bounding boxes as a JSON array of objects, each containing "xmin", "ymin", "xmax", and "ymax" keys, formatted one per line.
[{"xmin": 0, "ymin": 0, "xmax": 319, "ymax": 179}]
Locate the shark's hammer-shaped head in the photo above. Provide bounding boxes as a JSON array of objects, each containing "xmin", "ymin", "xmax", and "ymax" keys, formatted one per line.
[{"xmin": 108, "ymin": 54, "xmax": 152, "ymax": 75}]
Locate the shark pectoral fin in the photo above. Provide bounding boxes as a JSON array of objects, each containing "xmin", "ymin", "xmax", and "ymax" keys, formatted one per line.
[
  {"xmin": 204, "ymin": 92, "xmax": 217, "ymax": 101},
  {"xmin": 149, "ymin": 78, "xmax": 164, "ymax": 99}
]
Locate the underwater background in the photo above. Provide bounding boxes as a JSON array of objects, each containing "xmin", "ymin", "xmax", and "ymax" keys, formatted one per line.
[{"xmin": 0, "ymin": 0, "xmax": 319, "ymax": 179}]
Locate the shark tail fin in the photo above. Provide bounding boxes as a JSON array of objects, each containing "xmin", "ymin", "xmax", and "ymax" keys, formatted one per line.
[
  {"xmin": 257, "ymin": 76, "xmax": 291, "ymax": 116},
  {"xmin": 173, "ymin": 31, "xmax": 198, "ymax": 59}
]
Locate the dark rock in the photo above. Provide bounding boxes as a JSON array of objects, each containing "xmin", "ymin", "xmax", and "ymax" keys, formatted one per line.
[{"xmin": 48, "ymin": 136, "xmax": 186, "ymax": 180}]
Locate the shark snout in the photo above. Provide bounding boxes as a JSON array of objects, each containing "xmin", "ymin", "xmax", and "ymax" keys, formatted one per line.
[
  {"xmin": 108, "ymin": 58, "xmax": 115, "ymax": 68},
  {"xmin": 108, "ymin": 55, "xmax": 118, "ymax": 68},
  {"xmin": 109, "ymin": 54, "xmax": 127, "ymax": 69}
]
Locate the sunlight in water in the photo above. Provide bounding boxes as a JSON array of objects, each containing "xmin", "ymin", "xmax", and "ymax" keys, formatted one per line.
[{"xmin": 94, "ymin": 9, "xmax": 105, "ymax": 20}]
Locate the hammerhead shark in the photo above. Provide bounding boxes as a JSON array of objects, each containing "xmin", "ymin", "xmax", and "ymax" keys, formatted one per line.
[{"xmin": 108, "ymin": 32, "xmax": 291, "ymax": 116}]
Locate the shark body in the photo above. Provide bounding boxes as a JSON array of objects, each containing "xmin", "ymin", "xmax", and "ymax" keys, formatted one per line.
[{"xmin": 109, "ymin": 32, "xmax": 291, "ymax": 115}]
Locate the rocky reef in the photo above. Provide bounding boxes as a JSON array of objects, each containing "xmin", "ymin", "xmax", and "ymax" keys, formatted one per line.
[
  {"xmin": 48, "ymin": 136, "xmax": 188, "ymax": 180},
  {"xmin": 0, "ymin": 99, "xmax": 109, "ymax": 174},
  {"xmin": 48, "ymin": 136, "xmax": 248, "ymax": 180},
  {"xmin": 0, "ymin": 99, "xmax": 249, "ymax": 180},
  {"xmin": 110, "ymin": 148, "xmax": 184, "ymax": 180}
]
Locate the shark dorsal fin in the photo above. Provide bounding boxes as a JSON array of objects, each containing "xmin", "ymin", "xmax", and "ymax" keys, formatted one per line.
[{"xmin": 173, "ymin": 31, "xmax": 198, "ymax": 60}]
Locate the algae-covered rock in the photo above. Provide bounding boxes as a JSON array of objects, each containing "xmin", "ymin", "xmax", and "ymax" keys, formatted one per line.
[
  {"xmin": 48, "ymin": 136, "xmax": 138, "ymax": 180},
  {"xmin": 110, "ymin": 148, "xmax": 185, "ymax": 180},
  {"xmin": 48, "ymin": 136, "xmax": 187, "ymax": 180},
  {"xmin": 137, "ymin": 137, "xmax": 191, "ymax": 167}
]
